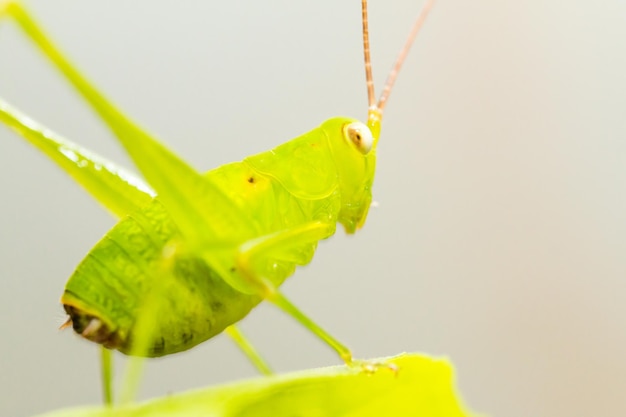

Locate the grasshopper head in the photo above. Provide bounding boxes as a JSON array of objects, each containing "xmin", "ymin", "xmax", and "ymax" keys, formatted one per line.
[{"xmin": 322, "ymin": 116, "xmax": 378, "ymax": 234}]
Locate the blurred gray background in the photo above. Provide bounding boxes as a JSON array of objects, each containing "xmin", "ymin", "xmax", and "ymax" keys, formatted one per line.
[{"xmin": 1, "ymin": 1, "xmax": 625, "ymax": 416}]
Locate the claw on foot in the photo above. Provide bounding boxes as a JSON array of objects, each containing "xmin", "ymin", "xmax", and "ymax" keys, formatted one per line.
[{"xmin": 351, "ymin": 359, "xmax": 400, "ymax": 376}]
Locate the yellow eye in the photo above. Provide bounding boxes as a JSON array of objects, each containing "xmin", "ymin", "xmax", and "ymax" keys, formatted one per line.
[{"xmin": 344, "ymin": 121, "xmax": 374, "ymax": 154}]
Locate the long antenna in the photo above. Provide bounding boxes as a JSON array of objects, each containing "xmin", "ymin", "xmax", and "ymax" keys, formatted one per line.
[
  {"xmin": 362, "ymin": 0, "xmax": 435, "ymax": 126},
  {"xmin": 377, "ymin": 0, "xmax": 435, "ymax": 112},
  {"xmin": 361, "ymin": 0, "xmax": 376, "ymax": 110}
]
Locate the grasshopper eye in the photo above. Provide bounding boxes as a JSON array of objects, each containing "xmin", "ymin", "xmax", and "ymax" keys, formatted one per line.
[{"xmin": 344, "ymin": 121, "xmax": 374, "ymax": 154}]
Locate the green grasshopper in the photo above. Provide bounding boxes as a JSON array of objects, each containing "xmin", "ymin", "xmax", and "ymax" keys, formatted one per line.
[{"xmin": 0, "ymin": 0, "xmax": 434, "ymax": 405}]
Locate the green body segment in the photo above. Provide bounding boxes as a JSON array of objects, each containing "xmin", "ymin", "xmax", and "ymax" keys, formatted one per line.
[
  {"xmin": 63, "ymin": 199, "xmax": 262, "ymax": 356},
  {"xmin": 62, "ymin": 117, "xmax": 378, "ymax": 357}
]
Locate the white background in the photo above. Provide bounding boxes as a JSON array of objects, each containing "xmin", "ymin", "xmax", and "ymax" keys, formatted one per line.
[{"xmin": 1, "ymin": 1, "xmax": 625, "ymax": 416}]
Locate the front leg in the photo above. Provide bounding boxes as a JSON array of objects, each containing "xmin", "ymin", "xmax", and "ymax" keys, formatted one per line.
[{"xmin": 235, "ymin": 221, "xmax": 354, "ymax": 365}]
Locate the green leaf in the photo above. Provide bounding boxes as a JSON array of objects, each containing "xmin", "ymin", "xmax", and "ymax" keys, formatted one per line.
[{"xmin": 34, "ymin": 353, "xmax": 478, "ymax": 417}]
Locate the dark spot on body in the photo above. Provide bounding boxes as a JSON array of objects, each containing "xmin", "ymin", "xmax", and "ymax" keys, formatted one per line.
[
  {"xmin": 247, "ymin": 177, "xmax": 255, "ymax": 183},
  {"xmin": 211, "ymin": 301, "xmax": 223, "ymax": 312},
  {"xmin": 182, "ymin": 332, "xmax": 193, "ymax": 343},
  {"xmin": 230, "ymin": 266, "xmax": 236, "ymax": 272},
  {"xmin": 151, "ymin": 337, "xmax": 165, "ymax": 354}
]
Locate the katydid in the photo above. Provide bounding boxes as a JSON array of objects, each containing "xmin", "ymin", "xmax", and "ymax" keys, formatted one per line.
[{"xmin": 0, "ymin": 0, "xmax": 434, "ymax": 404}]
